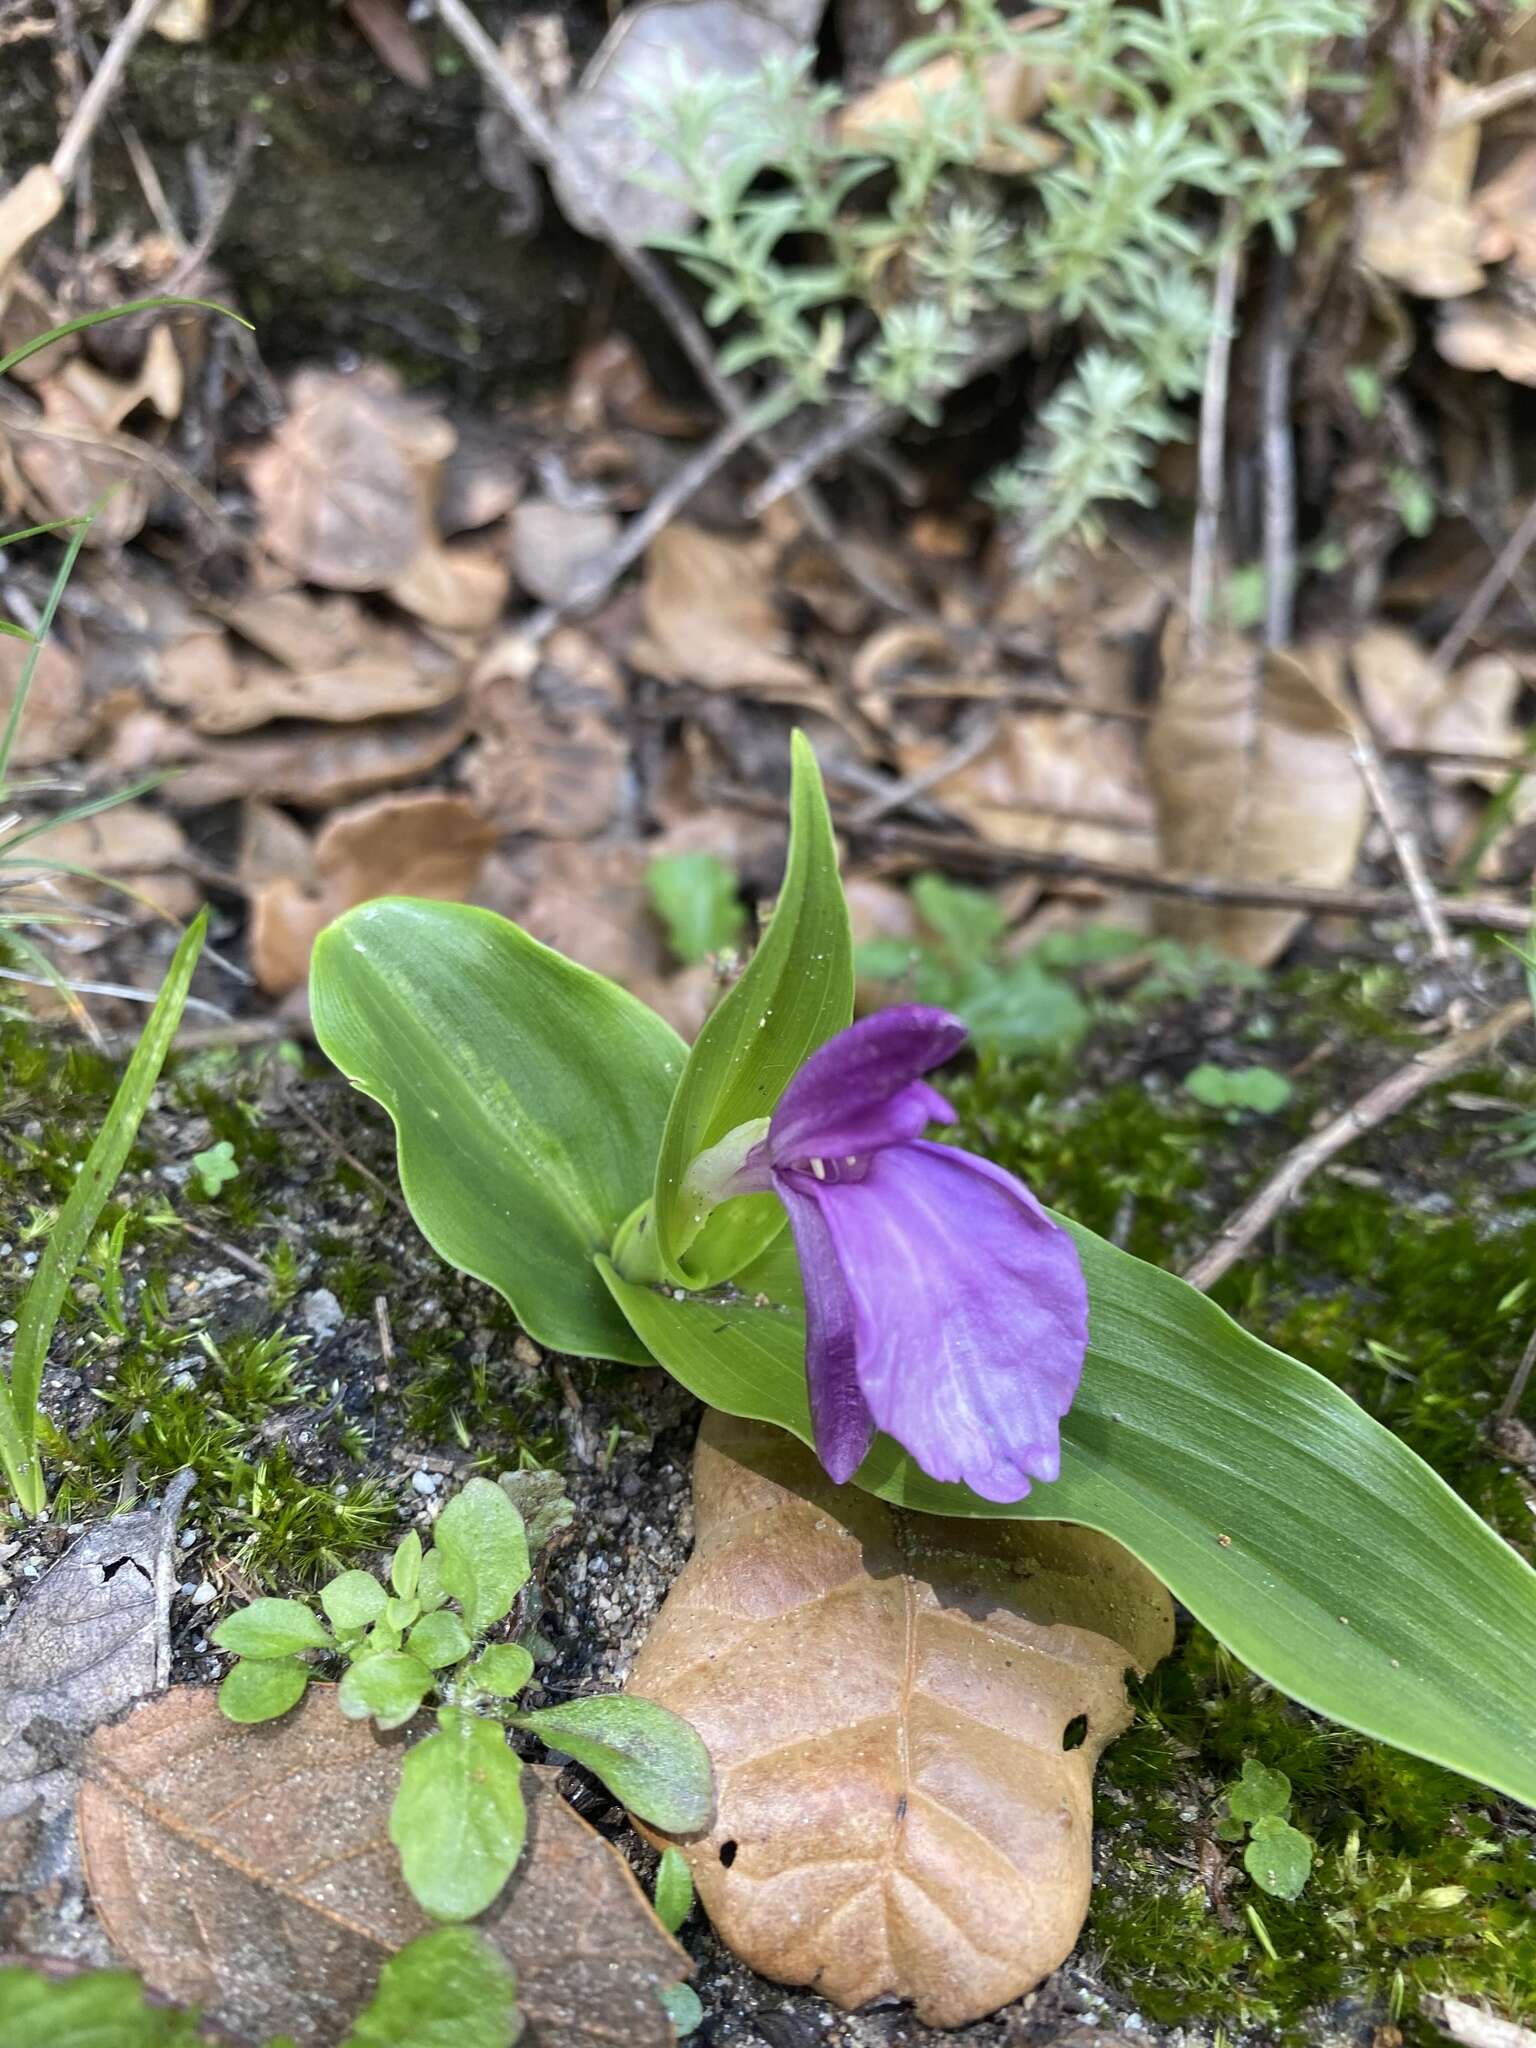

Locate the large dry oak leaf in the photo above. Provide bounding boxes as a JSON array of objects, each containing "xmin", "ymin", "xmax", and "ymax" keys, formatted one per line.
[
  {"xmin": 628, "ymin": 1412, "xmax": 1173, "ymax": 2028},
  {"xmin": 79, "ymin": 1687, "xmax": 687, "ymax": 2048}
]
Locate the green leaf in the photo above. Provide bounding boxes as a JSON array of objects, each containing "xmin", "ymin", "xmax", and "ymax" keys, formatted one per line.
[
  {"xmin": 341, "ymin": 1928, "xmax": 520, "ymax": 2048},
  {"xmin": 910, "ymin": 871, "xmax": 1005, "ymax": 966},
  {"xmin": 321, "ymin": 1570, "xmax": 388, "ymax": 1632},
  {"xmin": 467, "ymin": 1643, "xmax": 536, "ymax": 1699},
  {"xmin": 512, "ymin": 1695, "xmax": 713, "ymax": 1833},
  {"xmin": 1227, "ymin": 1757, "xmax": 1292, "ymax": 1822},
  {"xmin": 408, "ymin": 1609, "xmax": 473, "ymax": 1670},
  {"xmin": 0, "ymin": 913, "xmax": 206, "ymax": 1516},
  {"xmin": 391, "ymin": 1530, "xmax": 423, "ymax": 1601},
  {"xmin": 218, "ymin": 1657, "xmax": 311, "ymax": 1725},
  {"xmin": 595, "ymin": 1215, "xmax": 1536, "ymax": 1807},
  {"xmin": 1183, "ymin": 1063, "xmax": 1293, "ymax": 1113},
  {"xmin": 310, "ymin": 899, "xmax": 685, "ymax": 1362},
  {"xmin": 391, "ymin": 1709, "xmax": 527, "ymax": 1920},
  {"xmin": 947, "ymin": 958, "xmax": 1088, "ymax": 1057},
  {"xmin": 1244, "ymin": 1816, "xmax": 1314, "ymax": 1900},
  {"xmin": 190, "ymin": 1139, "xmax": 239, "ymax": 1196},
  {"xmin": 211, "ymin": 1598, "xmax": 331, "ymax": 1659},
  {"xmin": 384, "ymin": 1596, "xmax": 419, "ymax": 1633},
  {"xmin": 0, "ymin": 1963, "xmax": 206, "ymax": 2046},
  {"xmin": 650, "ymin": 733, "xmax": 853, "ymax": 1287},
  {"xmin": 647, "ymin": 852, "xmax": 746, "ymax": 965},
  {"xmin": 654, "ymin": 1846, "xmax": 695, "ymax": 1934},
  {"xmin": 498, "ymin": 1469, "xmax": 575, "ymax": 1553},
  {"xmin": 658, "ymin": 1983, "xmax": 703, "ymax": 2038},
  {"xmin": 339, "ymin": 1652, "xmax": 435, "ymax": 1731},
  {"xmin": 434, "ymin": 1478, "xmax": 530, "ymax": 1636}
]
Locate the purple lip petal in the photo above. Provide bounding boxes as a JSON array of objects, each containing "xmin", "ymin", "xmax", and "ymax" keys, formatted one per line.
[
  {"xmin": 806, "ymin": 1139, "xmax": 1087, "ymax": 1504},
  {"xmin": 768, "ymin": 1006, "xmax": 967, "ymax": 1165},
  {"xmin": 777, "ymin": 1183, "xmax": 875, "ymax": 1484}
]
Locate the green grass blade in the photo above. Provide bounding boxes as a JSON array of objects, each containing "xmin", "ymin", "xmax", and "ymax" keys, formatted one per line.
[
  {"xmin": 0, "ymin": 512, "xmax": 93, "ymax": 790},
  {"xmin": 0, "ymin": 296, "xmax": 251, "ymax": 380},
  {"xmin": 1, "ymin": 911, "xmax": 206, "ymax": 1513}
]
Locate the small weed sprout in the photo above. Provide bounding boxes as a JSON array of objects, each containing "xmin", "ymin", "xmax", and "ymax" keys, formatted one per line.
[{"xmin": 1215, "ymin": 1757, "xmax": 1317, "ymax": 1901}]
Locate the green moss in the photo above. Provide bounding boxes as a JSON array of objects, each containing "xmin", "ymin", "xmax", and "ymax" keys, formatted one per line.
[{"xmin": 948, "ymin": 958, "xmax": 1536, "ymax": 2041}]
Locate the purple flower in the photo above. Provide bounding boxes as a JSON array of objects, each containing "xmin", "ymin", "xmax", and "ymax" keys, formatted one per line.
[{"xmin": 727, "ymin": 1006, "xmax": 1088, "ymax": 1503}]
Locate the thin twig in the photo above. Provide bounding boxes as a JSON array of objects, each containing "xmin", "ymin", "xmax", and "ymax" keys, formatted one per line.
[
  {"xmin": 1183, "ymin": 998, "xmax": 1529, "ymax": 1292},
  {"xmin": 745, "ymin": 391, "xmax": 893, "ymax": 520},
  {"xmin": 1261, "ymin": 243, "xmax": 1296, "ymax": 649},
  {"xmin": 177, "ymin": 1218, "xmax": 272, "ymax": 1286},
  {"xmin": 280, "ymin": 1088, "xmax": 408, "ymax": 1216},
  {"xmin": 117, "ymin": 117, "xmax": 189, "ymax": 254},
  {"xmin": 1437, "ymin": 67, "xmax": 1536, "ymax": 129},
  {"xmin": 1432, "ymin": 492, "xmax": 1536, "ymax": 673},
  {"xmin": 1189, "ymin": 228, "xmax": 1242, "ymax": 660},
  {"xmin": 709, "ymin": 784, "xmax": 1536, "ymax": 932},
  {"xmin": 50, "ymin": 0, "xmax": 166, "ymax": 190},
  {"xmin": 1496, "ymin": 1324, "xmax": 1536, "ymax": 1427},
  {"xmin": 848, "ymin": 712, "xmax": 1002, "ymax": 828},
  {"xmin": 1350, "ymin": 722, "xmax": 1457, "ymax": 964}
]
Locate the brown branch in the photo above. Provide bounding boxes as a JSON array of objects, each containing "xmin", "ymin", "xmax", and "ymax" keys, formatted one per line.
[
  {"xmin": 1183, "ymin": 998, "xmax": 1529, "ymax": 1292},
  {"xmin": 1432, "ymin": 491, "xmax": 1536, "ymax": 673},
  {"xmin": 1189, "ymin": 227, "xmax": 1241, "ymax": 660},
  {"xmin": 1260, "ymin": 243, "xmax": 1296, "ymax": 649},
  {"xmin": 1437, "ymin": 67, "xmax": 1536, "ymax": 129},
  {"xmin": 50, "ymin": 0, "xmax": 166, "ymax": 190},
  {"xmin": 1350, "ymin": 722, "xmax": 1456, "ymax": 964}
]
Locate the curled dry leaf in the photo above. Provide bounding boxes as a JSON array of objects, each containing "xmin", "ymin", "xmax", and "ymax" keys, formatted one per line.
[
  {"xmin": 1146, "ymin": 631, "xmax": 1368, "ymax": 966},
  {"xmin": 249, "ymin": 791, "xmax": 497, "ymax": 996},
  {"xmin": 0, "ymin": 167, "xmax": 64, "ymax": 292},
  {"xmin": 1436, "ymin": 294, "xmax": 1536, "ymax": 385},
  {"xmin": 628, "ymin": 1412, "xmax": 1173, "ymax": 2029},
  {"xmin": 0, "ymin": 629, "xmax": 90, "ymax": 769},
  {"xmin": 0, "ymin": 1474, "xmax": 191, "ymax": 1904},
  {"xmin": 1359, "ymin": 80, "xmax": 1485, "ymax": 299},
  {"xmin": 1353, "ymin": 629, "xmax": 1527, "ymax": 789},
  {"xmin": 462, "ymin": 643, "xmax": 627, "ymax": 838},
  {"xmin": 8, "ymin": 378, "xmax": 151, "ymax": 547},
  {"xmin": 908, "ymin": 713, "xmax": 1156, "ymax": 867},
  {"xmin": 247, "ymin": 369, "xmax": 455, "ymax": 591},
  {"xmin": 165, "ymin": 706, "xmax": 469, "ymax": 811},
  {"xmin": 508, "ymin": 499, "xmax": 621, "ymax": 608},
  {"xmin": 79, "ymin": 1689, "xmax": 687, "ymax": 2048},
  {"xmin": 388, "ymin": 540, "xmax": 511, "ymax": 633},
  {"xmin": 634, "ymin": 523, "xmax": 818, "ymax": 696}
]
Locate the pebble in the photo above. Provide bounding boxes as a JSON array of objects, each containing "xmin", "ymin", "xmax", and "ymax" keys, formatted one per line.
[
  {"xmin": 299, "ymin": 1288, "xmax": 345, "ymax": 1341},
  {"xmin": 410, "ymin": 1469, "xmax": 440, "ymax": 1496},
  {"xmin": 189, "ymin": 1580, "xmax": 216, "ymax": 1607}
]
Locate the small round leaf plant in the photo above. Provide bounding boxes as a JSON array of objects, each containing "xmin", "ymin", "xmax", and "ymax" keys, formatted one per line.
[{"xmin": 311, "ymin": 733, "xmax": 1536, "ymax": 1811}]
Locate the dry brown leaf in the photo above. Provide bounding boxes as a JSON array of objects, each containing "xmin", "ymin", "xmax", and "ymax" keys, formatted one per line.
[
  {"xmin": 165, "ymin": 707, "xmax": 469, "ymax": 811},
  {"xmin": 0, "ymin": 272, "xmax": 77, "ymax": 387},
  {"xmin": 629, "ymin": 1412, "xmax": 1173, "ymax": 2028},
  {"xmin": 1435, "ymin": 293, "xmax": 1536, "ymax": 384},
  {"xmin": 838, "ymin": 48, "xmax": 1062, "ymax": 175},
  {"xmin": 564, "ymin": 335, "xmax": 706, "ymax": 438},
  {"xmin": 79, "ymin": 1687, "xmax": 686, "ymax": 2048},
  {"xmin": 152, "ymin": 0, "xmax": 211, "ymax": 38},
  {"xmin": 21, "ymin": 804, "xmax": 197, "ymax": 933},
  {"xmin": 1359, "ymin": 81, "xmax": 1485, "ymax": 298},
  {"xmin": 1146, "ymin": 632, "xmax": 1368, "ymax": 965},
  {"xmin": 9, "ymin": 377, "xmax": 151, "ymax": 546},
  {"xmin": 0, "ymin": 626, "xmax": 91, "ymax": 768},
  {"xmin": 388, "ymin": 539, "xmax": 511, "ymax": 632},
  {"xmin": 912, "ymin": 712, "xmax": 1156, "ymax": 867},
  {"xmin": 249, "ymin": 790, "xmax": 496, "ymax": 995},
  {"xmin": 508, "ymin": 498, "xmax": 621, "ymax": 607},
  {"xmin": 1352, "ymin": 625, "xmax": 1452, "ymax": 751},
  {"xmin": 0, "ymin": 167, "xmax": 64, "ymax": 292},
  {"xmin": 246, "ymin": 368, "xmax": 454, "ymax": 591},
  {"xmin": 1422, "ymin": 653, "xmax": 1525, "ymax": 788},
  {"xmin": 634, "ymin": 522, "xmax": 818, "ymax": 694},
  {"xmin": 461, "ymin": 646, "xmax": 627, "ymax": 838},
  {"xmin": 484, "ymin": 838, "xmax": 668, "ymax": 992}
]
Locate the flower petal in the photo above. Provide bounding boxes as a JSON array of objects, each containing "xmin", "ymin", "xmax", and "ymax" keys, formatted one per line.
[
  {"xmin": 768, "ymin": 1006, "xmax": 966, "ymax": 1166},
  {"xmin": 813, "ymin": 1140, "xmax": 1087, "ymax": 1502},
  {"xmin": 777, "ymin": 1182, "xmax": 875, "ymax": 1485}
]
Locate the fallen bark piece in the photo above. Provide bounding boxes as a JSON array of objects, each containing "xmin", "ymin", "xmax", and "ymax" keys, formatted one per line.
[
  {"xmin": 627, "ymin": 1412, "xmax": 1173, "ymax": 2028},
  {"xmin": 79, "ymin": 1688, "xmax": 686, "ymax": 2048}
]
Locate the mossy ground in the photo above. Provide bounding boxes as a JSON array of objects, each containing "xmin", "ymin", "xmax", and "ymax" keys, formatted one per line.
[{"xmin": 2, "ymin": 944, "xmax": 1533, "ymax": 2044}]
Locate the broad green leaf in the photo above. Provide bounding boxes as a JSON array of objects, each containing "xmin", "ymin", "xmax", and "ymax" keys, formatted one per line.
[
  {"xmin": 384, "ymin": 1596, "xmax": 419, "ymax": 1633},
  {"xmin": 658, "ymin": 1983, "xmax": 703, "ymax": 2037},
  {"xmin": 468, "ymin": 1643, "xmax": 535, "ymax": 1698},
  {"xmin": 391, "ymin": 1709, "xmax": 527, "ymax": 1920},
  {"xmin": 647, "ymin": 852, "xmax": 745, "ymax": 965},
  {"xmin": 595, "ymin": 1216, "xmax": 1536, "ymax": 1808},
  {"xmin": 910, "ymin": 871, "xmax": 1005, "ymax": 966},
  {"xmin": 434, "ymin": 1478, "xmax": 530, "ymax": 1636},
  {"xmin": 408, "ymin": 1609, "xmax": 473, "ymax": 1670},
  {"xmin": 341, "ymin": 1928, "xmax": 520, "ymax": 2048},
  {"xmin": 391, "ymin": 1530, "xmax": 423, "ymax": 1600},
  {"xmin": 0, "ymin": 912, "xmax": 206, "ymax": 1515},
  {"xmin": 338, "ymin": 1651, "xmax": 434, "ymax": 1731},
  {"xmin": 650, "ymin": 732, "xmax": 853, "ymax": 1288},
  {"xmin": 1227, "ymin": 1758, "xmax": 1291, "ymax": 1822},
  {"xmin": 512, "ymin": 1695, "xmax": 713, "ymax": 1833},
  {"xmin": 1244, "ymin": 1816, "xmax": 1314, "ymax": 1899},
  {"xmin": 211, "ymin": 1598, "xmax": 331, "ymax": 1659},
  {"xmin": 321, "ymin": 1570, "xmax": 387, "ymax": 1632},
  {"xmin": 310, "ymin": 899, "xmax": 685, "ymax": 1362},
  {"xmin": 1183, "ymin": 1062, "xmax": 1293, "ymax": 1113},
  {"xmin": 218, "ymin": 1657, "xmax": 311, "ymax": 1725},
  {"xmin": 0, "ymin": 1964, "xmax": 206, "ymax": 2046},
  {"xmin": 654, "ymin": 1846, "xmax": 695, "ymax": 1933}
]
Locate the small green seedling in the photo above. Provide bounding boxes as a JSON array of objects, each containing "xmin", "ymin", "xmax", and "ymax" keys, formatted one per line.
[
  {"xmin": 1215, "ymin": 1758, "xmax": 1315, "ymax": 1902},
  {"xmin": 647, "ymin": 852, "xmax": 746, "ymax": 966},
  {"xmin": 212, "ymin": 1475, "xmax": 713, "ymax": 1922},
  {"xmin": 1182, "ymin": 1063, "xmax": 1294, "ymax": 1116},
  {"xmin": 191, "ymin": 1141, "xmax": 239, "ymax": 1197}
]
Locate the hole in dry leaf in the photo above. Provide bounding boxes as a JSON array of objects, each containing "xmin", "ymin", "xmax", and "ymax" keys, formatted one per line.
[
  {"xmin": 719, "ymin": 1839, "xmax": 739, "ymax": 1867},
  {"xmin": 99, "ymin": 1555, "xmax": 150, "ymax": 1585},
  {"xmin": 1061, "ymin": 1714, "xmax": 1089, "ymax": 1751}
]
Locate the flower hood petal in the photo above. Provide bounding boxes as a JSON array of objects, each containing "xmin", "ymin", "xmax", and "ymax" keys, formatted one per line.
[
  {"xmin": 810, "ymin": 1140, "xmax": 1087, "ymax": 1502},
  {"xmin": 776, "ymin": 1184, "xmax": 874, "ymax": 1484},
  {"xmin": 768, "ymin": 1006, "xmax": 966, "ymax": 1166}
]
